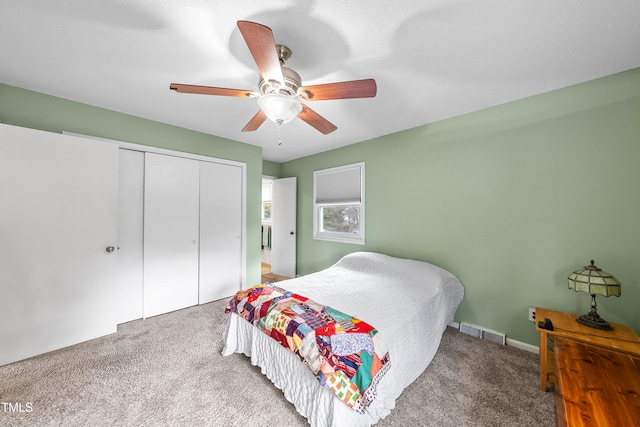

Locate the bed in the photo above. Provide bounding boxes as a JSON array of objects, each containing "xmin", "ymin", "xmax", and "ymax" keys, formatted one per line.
[{"xmin": 222, "ymin": 251, "xmax": 464, "ymax": 426}]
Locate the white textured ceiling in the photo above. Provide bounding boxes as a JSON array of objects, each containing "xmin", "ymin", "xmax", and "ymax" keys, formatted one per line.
[{"xmin": 1, "ymin": 1, "xmax": 639, "ymax": 162}]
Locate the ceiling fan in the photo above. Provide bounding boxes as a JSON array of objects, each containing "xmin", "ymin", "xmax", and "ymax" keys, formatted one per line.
[{"xmin": 170, "ymin": 20, "xmax": 377, "ymax": 135}]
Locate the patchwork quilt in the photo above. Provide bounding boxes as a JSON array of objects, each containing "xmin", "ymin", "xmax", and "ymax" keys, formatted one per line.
[{"xmin": 225, "ymin": 283, "xmax": 391, "ymax": 413}]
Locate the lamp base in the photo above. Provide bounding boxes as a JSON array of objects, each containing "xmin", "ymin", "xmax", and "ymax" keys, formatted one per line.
[{"xmin": 576, "ymin": 310, "xmax": 613, "ymax": 331}]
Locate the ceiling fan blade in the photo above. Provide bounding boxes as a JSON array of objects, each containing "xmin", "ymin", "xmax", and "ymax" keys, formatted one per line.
[
  {"xmin": 301, "ymin": 79, "xmax": 377, "ymax": 100},
  {"xmin": 170, "ymin": 83, "xmax": 256, "ymax": 98},
  {"xmin": 298, "ymin": 105, "xmax": 337, "ymax": 135},
  {"xmin": 237, "ymin": 20, "xmax": 284, "ymax": 86},
  {"xmin": 241, "ymin": 109, "xmax": 267, "ymax": 132}
]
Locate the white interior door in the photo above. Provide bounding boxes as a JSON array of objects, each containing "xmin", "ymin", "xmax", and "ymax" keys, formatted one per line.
[
  {"xmin": 199, "ymin": 162, "xmax": 243, "ymax": 303},
  {"xmin": 271, "ymin": 177, "xmax": 297, "ymax": 278},
  {"xmin": 117, "ymin": 149, "xmax": 144, "ymax": 323},
  {"xmin": 0, "ymin": 124, "xmax": 119, "ymax": 366},
  {"xmin": 143, "ymin": 153, "xmax": 199, "ymax": 318}
]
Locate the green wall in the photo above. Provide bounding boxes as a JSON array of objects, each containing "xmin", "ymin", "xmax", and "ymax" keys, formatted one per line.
[
  {"xmin": 281, "ymin": 68, "xmax": 640, "ymax": 346},
  {"xmin": 262, "ymin": 159, "xmax": 282, "ymax": 178},
  {"xmin": 0, "ymin": 83, "xmax": 263, "ymax": 288}
]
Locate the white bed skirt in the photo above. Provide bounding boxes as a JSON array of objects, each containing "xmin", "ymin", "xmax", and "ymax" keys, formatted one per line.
[{"xmin": 223, "ymin": 312, "xmax": 395, "ymax": 427}]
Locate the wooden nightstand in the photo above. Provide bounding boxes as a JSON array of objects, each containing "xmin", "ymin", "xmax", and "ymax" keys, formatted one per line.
[{"xmin": 535, "ymin": 307, "xmax": 640, "ymax": 392}]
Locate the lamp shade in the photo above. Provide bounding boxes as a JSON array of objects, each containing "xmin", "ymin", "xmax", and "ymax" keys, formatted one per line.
[
  {"xmin": 257, "ymin": 93, "xmax": 302, "ymax": 124},
  {"xmin": 568, "ymin": 260, "xmax": 621, "ymax": 297}
]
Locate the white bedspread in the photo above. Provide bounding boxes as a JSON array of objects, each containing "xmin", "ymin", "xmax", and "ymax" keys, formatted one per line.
[{"xmin": 223, "ymin": 251, "xmax": 464, "ymax": 426}]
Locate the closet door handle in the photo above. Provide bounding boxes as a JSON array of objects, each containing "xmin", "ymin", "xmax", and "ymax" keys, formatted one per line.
[
  {"xmin": 289, "ymin": 231, "xmax": 295, "ymax": 235},
  {"xmin": 106, "ymin": 246, "xmax": 116, "ymax": 253}
]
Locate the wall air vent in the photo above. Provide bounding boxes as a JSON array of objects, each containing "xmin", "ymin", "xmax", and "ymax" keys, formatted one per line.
[
  {"xmin": 459, "ymin": 322, "xmax": 506, "ymax": 345},
  {"xmin": 482, "ymin": 329, "xmax": 506, "ymax": 345},
  {"xmin": 459, "ymin": 322, "xmax": 482, "ymax": 338}
]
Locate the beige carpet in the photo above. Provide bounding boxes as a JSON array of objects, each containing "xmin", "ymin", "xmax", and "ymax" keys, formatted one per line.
[
  {"xmin": 261, "ymin": 272, "xmax": 291, "ymax": 283},
  {"xmin": 261, "ymin": 263, "xmax": 290, "ymax": 284},
  {"xmin": 0, "ymin": 299, "xmax": 554, "ymax": 426}
]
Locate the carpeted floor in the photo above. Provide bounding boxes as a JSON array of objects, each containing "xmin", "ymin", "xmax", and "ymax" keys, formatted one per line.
[
  {"xmin": 261, "ymin": 263, "xmax": 290, "ymax": 284},
  {"xmin": 0, "ymin": 299, "xmax": 554, "ymax": 426},
  {"xmin": 261, "ymin": 272, "xmax": 291, "ymax": 283}
]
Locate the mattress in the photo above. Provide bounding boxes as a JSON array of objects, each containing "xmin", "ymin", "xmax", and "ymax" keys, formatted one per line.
[{"xmin": 223, "ymin": 251, "xmax": 464, "ymax": 426}]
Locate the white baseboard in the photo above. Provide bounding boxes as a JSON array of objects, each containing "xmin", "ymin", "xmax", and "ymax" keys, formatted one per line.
[
  {"xmin": 506, "ymin": 338, "xmax": 539, "ymax": 354},
  {"xmin": 449, "ymin": 321, "xmax": 539, "ymax": 354}
]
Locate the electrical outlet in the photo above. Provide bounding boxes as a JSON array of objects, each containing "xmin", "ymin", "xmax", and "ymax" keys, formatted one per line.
[{"xmin": 528, "ymin": 307, "xmax": 536, "ymax": 322}]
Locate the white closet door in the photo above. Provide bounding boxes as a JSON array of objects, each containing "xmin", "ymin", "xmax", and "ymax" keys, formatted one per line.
[
  {"xmin": 0, "ymin": 124, "xmax": 118, "ymax": 366},
  {"xmin": 144, "ymin": 153, "xmax": 200, "ymax": 318},
  {"xmin": 199, "ymin": 161, "xmax": 243, "ymax": 303},
  {"xmin": 117, "ymin": 149, "xmax": 144, "ymax": 323}
]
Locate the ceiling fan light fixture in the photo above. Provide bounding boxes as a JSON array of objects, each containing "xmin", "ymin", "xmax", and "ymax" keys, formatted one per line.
[
  {"xmin": 257, "ymin": 93, "xmax": 302, "ymax": 124},
  {"xmin": 171, "ymin": 21, "xmax": 374, "ymax": 135}
]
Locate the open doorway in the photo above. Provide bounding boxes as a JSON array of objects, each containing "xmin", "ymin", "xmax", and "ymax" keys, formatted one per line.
[
  {"xmin": 261, "ymin": 177, "xmax": 286, "ymax": 283},
  {"xmin": 261, "ymin": 177, "xmax": 273, "ymax": 281}
]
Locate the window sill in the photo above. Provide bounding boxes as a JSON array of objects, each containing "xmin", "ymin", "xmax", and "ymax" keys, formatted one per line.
[{"xmin": 312, "ymin": 234, "xmax": 365, "ymax": 245}]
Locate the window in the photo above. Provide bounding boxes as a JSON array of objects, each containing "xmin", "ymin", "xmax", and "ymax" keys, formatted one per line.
[
  {"xmin": 261, "ymin": 180, "xmax": 272, "ymax": 221},
  {"xmin": 262, "ymin": 202, "xmax": 272, "ymax": 220},
  {"xmin": 313, "ymin": 162, "xmax": 365, "ymax": 244}
]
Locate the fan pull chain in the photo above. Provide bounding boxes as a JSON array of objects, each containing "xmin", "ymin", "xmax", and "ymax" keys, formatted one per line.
[{"xmin": 276, "ymin": 119, "xmax": 283, "ymax": 146}]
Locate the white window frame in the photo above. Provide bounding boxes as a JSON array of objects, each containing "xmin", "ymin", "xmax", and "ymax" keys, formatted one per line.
[{"xmin": 313, "ymin": 162, "xmax": 365, "ymax": 245}]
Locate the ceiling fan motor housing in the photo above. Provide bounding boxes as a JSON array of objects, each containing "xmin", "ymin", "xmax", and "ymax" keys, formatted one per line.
[{"xmin": 259, "ymin": 66, "xmax": 301, "ymax": 96}]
